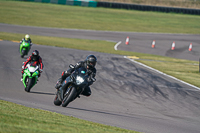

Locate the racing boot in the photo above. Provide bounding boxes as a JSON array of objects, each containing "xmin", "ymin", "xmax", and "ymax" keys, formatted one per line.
[
  {"xmin": 55, "ymin": 83, "xmax": 61, "ymax": 90},
  {"xmin": 55, "ymin": 78, "xmax": 63, "ymax": 90},
  {"xmin": 21, "ymin": 73, "xmax": 23, "ymax": 81}
]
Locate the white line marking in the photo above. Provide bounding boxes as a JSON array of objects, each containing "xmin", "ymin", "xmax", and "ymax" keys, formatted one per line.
[
  {"xmin": 114, "ymin": 41, "xmax": 121, "ymax": 50},
  {"xmin": 124, "ymin": 56, "xmax": 200, "ymax": 91}
]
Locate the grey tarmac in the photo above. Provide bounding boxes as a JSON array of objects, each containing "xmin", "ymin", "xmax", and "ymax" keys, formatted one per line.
[{"xmin": 0, "ymin": 24, "xmax": 200, "ymax": 133}]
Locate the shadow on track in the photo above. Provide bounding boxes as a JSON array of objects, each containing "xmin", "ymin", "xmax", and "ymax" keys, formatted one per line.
[
  {"xmin": 28, "ymin": 91, "xmax": 55, "ymax": 95},
  {"xmin": 67, "ymin": 107, "xmax": 144, "ymax": 120}
]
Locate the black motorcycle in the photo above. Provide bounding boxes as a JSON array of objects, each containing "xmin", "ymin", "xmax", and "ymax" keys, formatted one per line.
[{"xmin": 54, "ymin": 64, "xmax": 95, "ymax": 107}]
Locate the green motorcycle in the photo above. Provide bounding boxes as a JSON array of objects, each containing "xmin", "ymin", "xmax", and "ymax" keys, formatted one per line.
[
  {"xmin": 22, "ymin": 62, "xmax": 39, "ymax": 92},
  {"xmin": 19, "ymin": 40, "xmax": 31, "ymax": 58}
]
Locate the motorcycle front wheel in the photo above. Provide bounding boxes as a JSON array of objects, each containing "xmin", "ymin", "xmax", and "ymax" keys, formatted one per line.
[
  {"xmin": 21, "ymin": 50, "xmax": 26, "ymax": 58},
  {"xmin": 62, "ymin": 87, "xmax": 77, "ymax": 107},
  {"xmin": 25, "ymin": 78, "xmax": 34, "ymax": 92}
]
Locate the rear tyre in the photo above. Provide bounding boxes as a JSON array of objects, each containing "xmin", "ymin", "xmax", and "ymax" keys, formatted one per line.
[
  {"xmin": 62, "ymin": 87, "xmax": 77, "ymax": 107},
  {"xmin": 54, "ymin": 95, "xmax": 62, "ymax": 106}
]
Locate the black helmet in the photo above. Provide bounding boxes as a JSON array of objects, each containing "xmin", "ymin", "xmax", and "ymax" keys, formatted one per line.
[
  {"xmin": 32, "ymin": 50, "xmax": 39, "ymax": 61},
  {"xmin": 86, "ymin": 55, "xmax": 97, "ymax": 68}
]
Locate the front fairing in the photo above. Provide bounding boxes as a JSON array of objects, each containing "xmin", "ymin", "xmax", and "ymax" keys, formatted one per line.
[
  {"xmin": 62, "ymin": 68, "xmax": 89, "ymax": 88},
  {"xmin": 73, "ymin": 75, "xmax": 88, "ymax": 88},
  {"xmin": 72, "ymin": 67, "xmax": 89, "ymax": 87},
  {"xmin": 20, "ymin": 41, "xmax": 30, "ymax": 54},
  {"xmin": 59, "ymin": 67, "xmax": 89, "ymax": 100}
]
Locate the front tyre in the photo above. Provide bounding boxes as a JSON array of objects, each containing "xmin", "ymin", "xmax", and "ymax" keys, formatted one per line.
[
  {"xmin": 25, "ymin": 78, "xmax": 34, "ymax": 92},
  {"xmin": 62, "ymin": 87, "xmax": 77, "ymax": 107},
  {"xmin": 54, "ymin": 95, "xmax": 62, "ymax": 106},
  {"xmin": 21, "ymin": 50, "xmax": 26, "ymax": 58}
]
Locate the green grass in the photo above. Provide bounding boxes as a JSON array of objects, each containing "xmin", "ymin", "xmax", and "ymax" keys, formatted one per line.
[
  {"xmin": 139, "ymin": 59, "xmax": 200, "ymax": 87},
  {"xmin": 0, "ymin": 1, "xmax": 200, "ymax": 34},
  {"xmin": 0, "ymin": 100, "xmax": 139, "ymax": 133}
]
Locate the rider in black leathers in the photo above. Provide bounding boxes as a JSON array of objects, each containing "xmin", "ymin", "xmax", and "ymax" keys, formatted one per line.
[{"xmin": 55, "ymin": 55, "xmax": 97, "ymax": 97}]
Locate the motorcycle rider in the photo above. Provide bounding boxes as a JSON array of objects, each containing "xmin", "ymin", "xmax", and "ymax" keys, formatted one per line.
[
  {"xmin": 55, "ymin": 55, "xmax": 97, "ymax": 97},
  {"xmin": 21, "ymin": 50, "xmax": 44, "ymax": 81},
  {"xmin": 20, "ymin": 34, "xmax": 33, "ymax": 46}
]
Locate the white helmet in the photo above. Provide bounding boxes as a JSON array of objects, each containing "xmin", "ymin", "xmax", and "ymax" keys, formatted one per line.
[{"xmin": 25, "ymin": 34, "xmax": 30, "ymax": 41}]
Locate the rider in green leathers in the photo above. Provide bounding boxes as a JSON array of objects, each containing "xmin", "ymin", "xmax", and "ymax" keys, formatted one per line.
[{"xmin": 20, "ymin": 34, "xmax": 32, "ymax": 46}]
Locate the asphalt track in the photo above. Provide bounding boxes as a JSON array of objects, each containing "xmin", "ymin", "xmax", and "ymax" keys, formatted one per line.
[
  {"xmin": 1, "ymin": 23, "xmax": 200, "ymax": 61},
  {"xmin": 1, "ymin": 24, "xmax": 200, "ymax": 133}
]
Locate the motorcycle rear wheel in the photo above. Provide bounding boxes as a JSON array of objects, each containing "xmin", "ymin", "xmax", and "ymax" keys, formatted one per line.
[
  {"xmin": 62, "ymin": 87, "xmax": 77, "ymax": 107},
  {"xmin": 54, "ymin": 95, "xmax": 62, "ymax": 106}
]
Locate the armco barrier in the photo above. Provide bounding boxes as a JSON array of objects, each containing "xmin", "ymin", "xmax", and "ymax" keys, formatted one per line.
[
  {"xmin": 97, "ymin": 2, "xmax": 200, "ymax": 15},
  {"xmin": 23, "ymin": 0, "xmax": 97, "ymax": 7}
]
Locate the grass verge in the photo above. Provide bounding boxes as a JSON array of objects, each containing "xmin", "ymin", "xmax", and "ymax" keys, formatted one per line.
[
  {"xmin": 0, "ymin": 1, "xmax": 200, "ymax": 34},
  {"xmin": 0, "ymin": 100, "xmax": 139, "ymax": 133}
]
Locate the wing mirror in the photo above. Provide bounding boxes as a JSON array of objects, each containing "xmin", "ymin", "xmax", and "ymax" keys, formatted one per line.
[{"xmin": 69, "ymin": 64, "xmax": 75, "ymax": 69}]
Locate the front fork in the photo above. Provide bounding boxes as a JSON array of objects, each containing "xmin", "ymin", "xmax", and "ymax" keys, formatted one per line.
[
  {"xmin": 58, "ymin": 84, "xmax": 72, "ymax": 101},
  {"xmin": 22, "ymin": 74, "xmax": 38, "ymax": 88}
]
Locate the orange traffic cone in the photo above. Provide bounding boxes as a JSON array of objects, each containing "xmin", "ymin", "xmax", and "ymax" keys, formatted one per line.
[
  {"xmin": 189, "ymin": 43, "xmax": 192, "ymax": 51},
  {"xmin": 152, "ymin": 40, "xmax": 155, "ymax": 48},
  {"xmin": 125, "ymin": 37, "xmax": 129, "ymax": 45},
  {"xmin": 171, "ymin": 42, "xmax": 175, "ymax": 50}
]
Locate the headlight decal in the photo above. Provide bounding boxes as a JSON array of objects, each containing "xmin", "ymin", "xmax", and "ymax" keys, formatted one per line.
[{"xmin": 76, "ymin": 76, "xmax": 84, "ymax": 85}]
